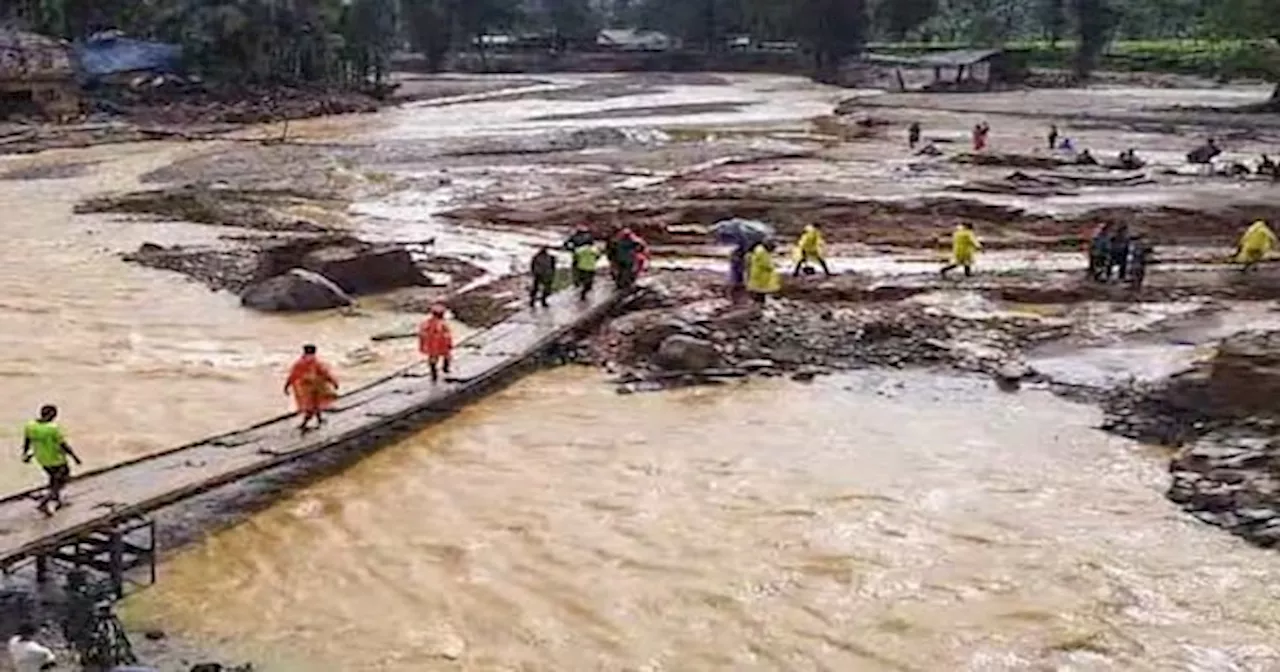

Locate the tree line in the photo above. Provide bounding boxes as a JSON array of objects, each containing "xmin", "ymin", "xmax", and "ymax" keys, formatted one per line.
[{"xmin": 5, "ymin": 0, "xmax": 1279, "ymax": 94}]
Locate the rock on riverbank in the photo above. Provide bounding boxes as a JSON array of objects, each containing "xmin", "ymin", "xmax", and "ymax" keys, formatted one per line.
[
  {"xmin": 1105, "ymin": 330, "xmax": 1280, "ymax": 548},
  {"xmin": 126, "ymin": 234, "xmax": 435, "ymax": 312}
]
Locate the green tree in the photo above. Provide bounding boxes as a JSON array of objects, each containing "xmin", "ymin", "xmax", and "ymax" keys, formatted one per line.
[
  {"xmin": 542, "ymin": 0, "xmax": 602, "ymax": 46},
  {"xmin": 343, "ymin": 0, "xmax": 398, "ymax": 84},
  {"xmin": 400, "ymin": 0, "xmax": 520, "ymax": 71},
  {"xmin": 1036, "ymin": 0, "xmax": 1067, "ymax": 46},
  {"xmin": 634, "ymin": 0, "xmax": 746, "ymax": 50},
  {"xmin": 1073, "ymin": 0, "xmax": 1118, "ymax": 78},
  {"xmin": 874, "ymin": 0, "xmax": 939, "ymax": 40},
  {"xmin": 1208, "ymin": 0, "xmax": 1280, "ymax": 101},
  {"xmin": 796, "ymin": 0, "xmax": 868, "ymax": 83},
  {"xmin": 403, "ymin": 0, "xmax": 452, "ymax": 71}
]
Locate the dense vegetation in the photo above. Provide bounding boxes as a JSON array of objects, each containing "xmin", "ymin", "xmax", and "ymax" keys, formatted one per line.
[{"xmin": 4, "ymin": 0, "xmax": 1279, "ymax": 97}]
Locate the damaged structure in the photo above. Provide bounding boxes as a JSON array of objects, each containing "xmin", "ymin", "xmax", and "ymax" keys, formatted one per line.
[
  {"xmin": 862, "ymin": 48, "xmax": 1026, "ymax": 92},
  {"xmin": 0, "ymin": 27, "xmax": 79, "ymax": 120}
]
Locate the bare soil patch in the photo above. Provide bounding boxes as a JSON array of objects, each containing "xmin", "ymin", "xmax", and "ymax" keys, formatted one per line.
[{"xmin": 78, "ymin": 185, "xmax": 344, "ymax": 233}]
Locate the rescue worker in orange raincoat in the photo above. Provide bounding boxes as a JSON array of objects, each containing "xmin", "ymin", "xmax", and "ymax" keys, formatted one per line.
[
  {"xmin": 419, "ymin": 303, "xmax": 454, "ymax": 383},
  {"xmin": 284, "ymin": 344, "xmax": 339, "ymax": 433}
]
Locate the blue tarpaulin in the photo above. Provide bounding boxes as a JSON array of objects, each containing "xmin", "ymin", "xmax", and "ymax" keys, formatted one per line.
[{"xmin": 73, "ymin": 34, "xmax": 182, "ymax": 80}]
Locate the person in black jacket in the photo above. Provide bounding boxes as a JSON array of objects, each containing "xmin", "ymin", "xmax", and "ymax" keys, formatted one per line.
[
  {"xmin": 606, "ymin": 227, "xmax": 642, "ymax": 290},
  {"xmin": 1108, "ymin": 223, "xmax": 1132, "ymax": 282},
  {"xmin": 1128, "ymin": 234, "xmax": 1153, "ymax": 291},
  {"xmin": 529, "ymin": 247, "xmax": 557, "ymax": 308}
]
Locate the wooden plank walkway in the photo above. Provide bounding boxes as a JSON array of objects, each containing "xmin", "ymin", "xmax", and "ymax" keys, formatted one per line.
[{"xmin": 0, "ymin": 286, "xmax": 620, "ymax": 569}]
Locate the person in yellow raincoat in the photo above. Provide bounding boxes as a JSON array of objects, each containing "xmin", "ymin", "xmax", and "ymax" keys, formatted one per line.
[
  {"xmin": 792, "ymin": 223, "xmax": 833, "ymax": 277},
  {"xmin": 1235, "ymin": 220, "xmax": 1277, "ymax": 273},
  {"xmin": 940, "ymin": 223, "xmax": 981, "ymax": 278},
  {"xmin": 746, "ymin": 241, "xmax": 781, "ymax": 305}
]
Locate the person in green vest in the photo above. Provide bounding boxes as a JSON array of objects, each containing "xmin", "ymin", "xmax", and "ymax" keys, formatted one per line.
[
  {"xmin": 21, "ymin": 405, "xmax": 82, "ymax": 517},
  {"xmin": 572, "ymin": 243, "xmax": 601, "ymax": 301}
]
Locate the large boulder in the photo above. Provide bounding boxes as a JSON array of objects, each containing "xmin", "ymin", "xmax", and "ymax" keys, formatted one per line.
[
  {"xmin": 254, "ymin": 237, "xmax": 430, "ymax": 296},
  {"xmin": 240, "ymin": 268, "xmax": 352, "ymax": 312},
  {"xmin": 631, "ymin": 317, "xmax": 709, "ymax": 356},
  {"xmin": 654, "ymin": 335, "xmax": 722, "ymax": 372},
  {"xmin": 302, "ymin": 244, "xmax": 430, "ymax": 295},
  {"xmin": 1157, "ymin": 331, "xmax": 1280, "ymax": 420}
]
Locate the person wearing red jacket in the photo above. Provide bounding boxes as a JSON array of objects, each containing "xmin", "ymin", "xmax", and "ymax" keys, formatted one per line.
[{"xmin": 418, "ymin": 303, "xmax": 454, "ymax": 383}]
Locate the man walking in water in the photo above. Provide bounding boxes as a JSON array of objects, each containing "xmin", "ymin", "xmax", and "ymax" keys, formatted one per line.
[
  {"xmin": 22, "ymin": 405, "xmax": 81, "ymax": 516},
  {"xmin": 284, "ymin": 345, "xmax": 339, "ymax": 433}
]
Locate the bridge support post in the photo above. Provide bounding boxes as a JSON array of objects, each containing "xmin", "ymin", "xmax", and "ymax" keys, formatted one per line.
[
  {"xmin": 108, "ymin": 530, "xmax": 124, "ymax": 600},
  {"xmin": 35, "ymin": 516, "xmax": 156, "ymax": 600}
]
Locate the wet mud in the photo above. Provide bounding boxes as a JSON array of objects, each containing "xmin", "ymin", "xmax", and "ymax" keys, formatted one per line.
[{"xmin": 78, "ymin": 185, "xmax": 342, "ymax": 233}]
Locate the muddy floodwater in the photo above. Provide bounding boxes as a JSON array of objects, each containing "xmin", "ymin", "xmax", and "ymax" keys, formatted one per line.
[
  {"xmin": 0, "ymin": 143, "xmax": 418, "ymax": 494},
  {"xmin": 121, "ymin": 369, "xmax": 1280, "ymax": 671},
  {"xmin": 4, "ymin": 71, "xmax": 1280, "ymax": 671}
]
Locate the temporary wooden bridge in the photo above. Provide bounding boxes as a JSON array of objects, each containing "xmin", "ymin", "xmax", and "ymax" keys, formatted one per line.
[{"xmin": 0, "ymin": 287, "xmax": 621, "ymax": 596}]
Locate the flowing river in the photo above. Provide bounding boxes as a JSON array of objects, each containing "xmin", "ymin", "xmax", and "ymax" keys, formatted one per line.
[
  {"xmin": 0, "ymin": 74, "xmax": 1277, "ymax": 670},
  {"xmin": 124, "ymin": 370, "xmax": 1280, "ymax": 670}
]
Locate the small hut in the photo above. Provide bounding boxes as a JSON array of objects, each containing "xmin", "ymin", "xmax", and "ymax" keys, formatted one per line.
[
  {"xmin": 915, "ymin": 49, "xmax": 1021, "ymax": 90},
  {"xmin": 861, "ymin": 48, "xmax": 1026, "ymax": 92},
  {"xmin": 0, "ymin": 28, "xmax": 79, "ymax": 120}
]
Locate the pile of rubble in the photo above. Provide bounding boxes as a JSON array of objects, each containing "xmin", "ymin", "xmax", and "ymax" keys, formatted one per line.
[
  {"xmin": 105, "ymin": 84, "xmax": 382, "ymax": 126},
  {"xmin": 590, "ymin": 275, "xmax": 1062, "ymax": 393}
]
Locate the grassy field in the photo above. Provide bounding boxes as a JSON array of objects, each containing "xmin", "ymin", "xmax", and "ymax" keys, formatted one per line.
[{"xmin": 869, "ymin": 39, "xmax": 1279, "ymax": 80}]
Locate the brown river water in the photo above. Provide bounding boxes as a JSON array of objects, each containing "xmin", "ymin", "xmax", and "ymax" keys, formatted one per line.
[
  {"xmin": 0, "ymin": 142, "xmax": 418, "ymax": 495},
  {"xmin": 124, "ymin": 370, "xmax": 1280, "ymax": 670},
  {"xmin": 1, "ymin": 76, "xmax": 1279, "ymax": 670}
]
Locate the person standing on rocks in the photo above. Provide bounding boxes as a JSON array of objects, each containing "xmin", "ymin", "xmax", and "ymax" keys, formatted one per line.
[
  {"xmin": 908, "ymin": 122, "xmax": 921, "ymax": 150},
  {"xmin": 729, "ymin": 242, "xmax": 752, "ymax": 299},
  {"xmin": 1048, "ymin": 124, "xmax": 1059, "ymax": 152},
  {"xmin": 418, "ymin": 303, "xmax": 454, "ymax": 383},
  {"xmin": 284, "ymin": 344, "xmax": 339, "ymax": 433},
  {"xmin": 573, "ymin": 242, "xmax": 601, "ymax": 301},
  {"xmin": 940, "ymin": 223, "xmax": 981, "ymax": 278},
  {"xmin": 22, "ymin": 404, "xmax": 81, "ymax": 517},
  {"xmin": 746, "ymin": 240, "xmax": 781, "ymax": 305},
  {"xmin": 1108, "ymin": 223, "xmax": 1132, "ymax": 282},
  {"xmin": 529, "ymin": 246, "xmax": 557, "ymax": 308},
  {"xmin": 1086, "ymin": 222, "xmax": 1112, "ymax": 282},
  {"xmin": 1235, "ymin": 219, "xmax": 1278, "ymax": 273},
  {"xmin": 1128, "ymin": 234, "xmax": 1154, "ymax": 291},
  {"xmin": 792, "ymin": 223, "xmax": 832, "ymax": 277}
]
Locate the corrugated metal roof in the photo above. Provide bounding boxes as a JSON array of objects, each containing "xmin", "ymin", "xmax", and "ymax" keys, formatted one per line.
[
  {"xmin": 75, "ymin": 34, "xmax": 182, "ymax": 79},
  {"xmin": 916, "ymin": 48, "xmax": 1003, "ymax": 67},
  {"xmin": 863, "ymin": 48, "xmax": 1003, "ymax": 68}
]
